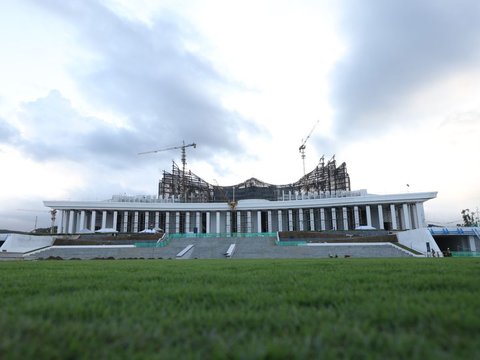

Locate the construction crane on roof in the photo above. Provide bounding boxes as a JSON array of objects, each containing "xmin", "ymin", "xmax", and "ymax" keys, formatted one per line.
[
  {"xmin": 299, "ymin": 120, "xmax": 319, "ymax": 175},
  {"xmin": 138, "ymin": 141, "xmax": 197, "ymax": 200}
]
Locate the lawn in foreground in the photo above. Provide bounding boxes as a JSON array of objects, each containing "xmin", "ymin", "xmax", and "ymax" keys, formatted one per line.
[{"xmin": 0, "ymin": 258, "xmax": 479, "ymax": 359}]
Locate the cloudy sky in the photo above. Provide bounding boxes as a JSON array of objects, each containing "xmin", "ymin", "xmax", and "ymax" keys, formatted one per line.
[{"xmin": 1, "ymin": 0, "xmax": 479, "ymax": 231}]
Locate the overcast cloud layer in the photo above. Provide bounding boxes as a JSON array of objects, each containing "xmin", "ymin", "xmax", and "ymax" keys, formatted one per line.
[
  {"xmin": 4, "ymin": 0, "xmax": 257, "ymax": 168},
  {"xmin": 330, "ymin": 0, "xmax": 480, "ymax": 137}
]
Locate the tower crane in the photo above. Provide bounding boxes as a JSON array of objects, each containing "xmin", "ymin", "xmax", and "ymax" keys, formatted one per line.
[
  {"xmin": 138, "ymin": 141, "xmax": 197, "ymax": 200},
  {"xmin": 299, "ymin": 120, "xmax": 319, "ymax": 175}
]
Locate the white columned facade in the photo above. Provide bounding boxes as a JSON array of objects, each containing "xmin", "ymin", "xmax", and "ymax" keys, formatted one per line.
[
  {"xmin": 309, "ymin": 209, "xmax": 315, "ymax": 231},
  {"xmin": 331, "ymin": 208, "xmax": 337, "ymax": 230},
  {"xmin": 402, "ymin": 204, "xmax": 411, "ymax": 230},
  {"xmin": 366, "ymin": 206, "xmax": 372, "ymax": 227},
  {"xmin": 267, "ymin": 211, "xmax": 273, "ymax": 232},
  {"xmin": 298, "ymin": 209, "xmax": 304, "ymax": 231},
  {"xmin": 155, "ymin": 212, "xmax": 160, "ymax": 229},
  {"xmin": 278, "ymin": 210, "xmax": 283, "ymax": 232},
  {"xmin": 378, "ymin": 205, "xmax": 384, "ymax": 229},
  {"xmin": 390, "ymin": 205, "xmax": 397, "ymax": 230},
  {"xmin": 342, "ymin": 207, "xmax": 348, "ymax": 230},
  {"xmin": 90, "ymin": 210, "xmax": 96, "ymax": 231}
]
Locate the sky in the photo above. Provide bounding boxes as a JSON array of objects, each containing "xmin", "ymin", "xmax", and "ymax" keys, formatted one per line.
[{"xmin": 1, "ymin": 0, "xmax": 479, "ymax": 231}]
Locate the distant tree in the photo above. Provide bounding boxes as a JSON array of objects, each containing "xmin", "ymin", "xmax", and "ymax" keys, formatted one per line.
[{"xmin": 461, "ymin": 209, "xmax": 477, "ymax": 227}]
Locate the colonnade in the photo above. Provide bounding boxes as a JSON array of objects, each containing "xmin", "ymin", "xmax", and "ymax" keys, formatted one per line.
[{"xmin": 56, "ymin": 202, "xmax": 426, "ymax": 234}]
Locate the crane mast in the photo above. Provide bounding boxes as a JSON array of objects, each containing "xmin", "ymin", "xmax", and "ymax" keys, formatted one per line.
[{"xmin": 138, "ymin": 141, "xmax": 197, "ymax": 200}]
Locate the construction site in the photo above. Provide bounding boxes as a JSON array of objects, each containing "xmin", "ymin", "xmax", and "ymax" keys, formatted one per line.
[{"xmin": 157, "ymin": 155, "xmax": 351, "ymax": 204}]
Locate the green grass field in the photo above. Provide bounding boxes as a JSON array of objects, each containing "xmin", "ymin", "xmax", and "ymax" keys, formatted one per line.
[{"xmin": 1, "ymin": 258, "xmax": 479, "ymax": 359}]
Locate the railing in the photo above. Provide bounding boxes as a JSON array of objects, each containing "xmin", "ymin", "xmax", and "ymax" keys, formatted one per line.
[
  {"xmin": 135, "ymin": 233, "xmax": 171, "ymax": 248},
  {"xmin": 451, "ymin": 251, "xmax": 480, "ymax": 257},
  {"xmin": 167, "ymin": 232, "xmax": 276, "ymax": 239}
]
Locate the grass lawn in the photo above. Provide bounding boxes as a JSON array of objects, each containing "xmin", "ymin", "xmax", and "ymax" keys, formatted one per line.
[{"xmin": 0, "ymin": 258, "xmax": 479, "ymax": 359}]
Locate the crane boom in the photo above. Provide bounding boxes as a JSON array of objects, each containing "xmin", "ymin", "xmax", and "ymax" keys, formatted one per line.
[
  {"xmin": 138, "ymin": 141, "xmax": 197, "ymax": 201},
  {"xmin": 299, "ymin": 120, "xmax": 319, "ymax": 175},
  {"xmin": 138, "ymin": 142, "xmax": 196, "ymax": 155}
]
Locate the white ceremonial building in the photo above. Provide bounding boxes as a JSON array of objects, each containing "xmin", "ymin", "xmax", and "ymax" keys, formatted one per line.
[{"xmin": 44, "ymin": 157, "xmax": 437, "ymax": 235}]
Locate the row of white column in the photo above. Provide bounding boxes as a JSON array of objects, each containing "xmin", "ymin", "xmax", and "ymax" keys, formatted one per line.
[{"xmin": 58, "ymin": 203, "xmax": 424, "ymax": 234}]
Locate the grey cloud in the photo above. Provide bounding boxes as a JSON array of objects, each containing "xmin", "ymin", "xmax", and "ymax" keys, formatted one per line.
[
  {"xmin": 31, "ymin": 0, "xmax": 256, "ymax": 162},
  {"xmin": 0, "ymin": 118, "xmax": 19, "ymax": 143},
  {"xmin": 16, "ymin": 90, "xmax": 145, "ymax": 168},
  {"xmin": 329, "ymin": 0, "xmax": 480, "ymax": 139}
]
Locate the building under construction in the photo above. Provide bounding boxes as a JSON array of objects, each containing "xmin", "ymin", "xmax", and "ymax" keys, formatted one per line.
[{"xmin": 158, "ymin": 156, "xmax": 351, "ymax": 204}]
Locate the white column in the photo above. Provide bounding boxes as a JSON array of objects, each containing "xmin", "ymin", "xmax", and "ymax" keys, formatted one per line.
[
  {"xmin": 390, "ymin": 205, "xmax": 397, "ymax": 230},
  {"xmin": 343, "ymin": 207, "xmax": 348, "ymax": 230},
  {"xmin": 112, "ymin": 211, "xmax": 118, "ymax": 231},
  {"xmin": 216, "ymin": 211, "xmax": 221, "ymax": 234},
  {"xmin": 206, "ymin": 212, "xmax": 210, "ymax": 233},
  {"xmin": 185, "ymin": 212, "xmax": 190, "ymax": 233},
  {"xmin": 176, "ymin": 212, "xmax": 180, "ymax": 233},
  {"xmin": 354, "ymin": 206, "xmax": 360, "ymax": 229},
  {"xmin": 378, "ymin": 205, "xmax": 384, "ymax": 229},
  {"xmin": 320, "ymin": 208, "xmax": 326, "ymax": 230},
  {"xmin": 415, "ymin": 203, "xmax": 425, "ymax": 228},
  {"xmin": 247, "ymin": 211, "xmax": 252, "ymax": 233},
  {"xmin": 331, "ymin": 208, "xmax": 337, "ymax": 230},
  {"xmin": 79, "ymin": 211, "xmax": 85, "ymax": 230},
  {"xmin": 90, "ymin": 210, "xmax": 96, "ymax": 231},
  {"xmin": 155, "ymin": 212, "xmax": 160, "ymax": 229},
  {"xmin": 145, "ymin": 212, "xmax": 149, "ymax": 230},
  {"xmin": 237, "ymin": 211, "xmax": 242, "ymax": 233},
  {"xmin": 196, "ymin": 212, "xmax": 201, "ymax": 233},
  {"xmin": 101, "ymin": 210, "xmax": 107, "ymax": 229},
  {"xmin": 165, "ymin": 212, "xmax": 170, "ymax": 233},
  {"xmin": 123, "ymin": 211, "xmax": 128, "ymax": 232},
  {"xmin": 134, "ymin": 211, "xmax": 139, "ymax": 232},
  {"xmin": 58, "ymin": 210, "xmax": 65, "ymax": 234},
  {"xmin": 299, "ymin": 209, "xmax": 304, "ymax": 231},
  {"xmin": 278, "ymin": 210, "xmax": 283, "ymax": 232},
  {"xmin": 309, "ymin": 209, "xmax": 315, "ymax": 231},
  {"xmin": 403, "ymin": 204, "xmax": 411, "ymax": 230},
  {"xmin": 267, "ymin": 211, "xmax": 273, "ymax": 233},
  {"xmin": 469, "ymin": 237, "xmax": 477, "ymax": 252},
  {"xmin": 257, "ymin": 210, "xmax": 262, "ymax": 233},
  {"xmin": 226, "ymin": 212, "xmax": 231, "ymax": 233},
  {"xmin": 366, "ymin": 206, "xmax": 372, "ymax": 227},
  {"xmin": 288, "ymin": 210, "xmax": 293, "ymax": 231},
  {"xmin": 68, "ymin": 210, "xmax": 75, "ymax": 234}
]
